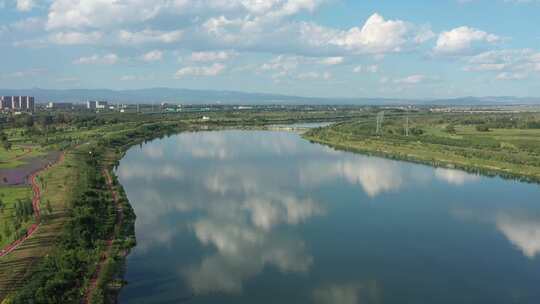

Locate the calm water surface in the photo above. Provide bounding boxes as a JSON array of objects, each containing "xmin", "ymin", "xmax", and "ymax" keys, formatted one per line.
[{"xmin": 118, "ymin": 130, "xmax": 540, "ymax": 304}]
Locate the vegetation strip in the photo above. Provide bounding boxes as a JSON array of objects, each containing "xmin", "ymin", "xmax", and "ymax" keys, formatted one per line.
[
  {"xmin": 83, "ymin": 169, "xmax": 123, "ymax": 304},
  {"xmin": 304, "ymin": 112, "xmax": 540, "ymax": 183},
  {"xmin": 0, "ymin": 148, "xmax": 32, "ymax": 164},
  {"xmin": 0, "ymin": 152, "xmax": 64, "ymax": 258}
]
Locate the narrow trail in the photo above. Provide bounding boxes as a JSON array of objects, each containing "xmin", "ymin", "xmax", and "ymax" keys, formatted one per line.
[
  {"xmin": 83, "ymin": 169, "xmax": 124, "ymax": 304},
  {"xmin": 0, "ymin": 151, "xmax": 65, "ymax": 258}
]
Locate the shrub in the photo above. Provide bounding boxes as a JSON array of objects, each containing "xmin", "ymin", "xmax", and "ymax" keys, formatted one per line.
[
  {"xmin": 476, "ymin": 125, "xmax": 490, "ymax": 132},
  {"xmin": 445, "ymin": 124, "xmax": 456, "ymax": 133}
]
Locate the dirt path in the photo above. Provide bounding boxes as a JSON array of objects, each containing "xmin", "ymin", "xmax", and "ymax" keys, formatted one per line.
[
  {"xmin": 83, "ymin": 169, "xmax": 123, "ymax": 304},
  {"xmin": 0, "ymin": 152, "xmax": 65, "ymax": 258}
]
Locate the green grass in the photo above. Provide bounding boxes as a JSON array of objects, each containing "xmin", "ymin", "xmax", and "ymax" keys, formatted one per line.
[
  {"xmin": 305, "ymin": 116, "xmax": 540, "ymax": 182},
  {"xmin": 0, "ymin": 147, "xmax": 29, "ymax": 160},
  {"xmin": 0, "ymin": 150, "xmax": 80, "ymax": 300},
  {"xmin": 0, "ymin": 145, "xmax": 45, "ymax": 169},
  {"xmin": 0, "ymin": 187, "xmax": 33, "ymax": 249}
]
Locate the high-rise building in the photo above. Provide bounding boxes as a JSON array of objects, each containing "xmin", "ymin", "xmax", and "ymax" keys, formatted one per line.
[
  {"xmin": 25, "ymin": 97, "xmax": 35, "ymax": 111},
  {"xmin": 87, "ymin": 100, "xmax": 108, "ymax": 110},
  {"xmin": 0, "ymin": 96, "xmax": 35, "ymax": 112},
  {"xmin": 0, "ymin": 96, "xmax": 12, "ymax": 109},
  {"xmin": 87, "ymin": 100, "xmax": 97, "ymax": 109},
  {"xmin": 97, "ymin": 101, "xmax": 107, "ymax": 109},
  {"xmin": 21, "ymin": 96, "xmax": 28, "ymax": 110},
  {"xmin": 12, "ymin": 96, "xmax": 21, "ymax": 109},
  {"xmin": 47, "ymin": 102, "xmax": 73, "ymax": 109}
]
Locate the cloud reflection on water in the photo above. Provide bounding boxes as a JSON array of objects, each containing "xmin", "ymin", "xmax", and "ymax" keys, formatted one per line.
[
  {"xmin": 496, "ymin": 213, "xmax": 540, "ymax": 259},
  {"xmin": 118, "ymin": 130, "xmax": 507, "ymax": 299},
  {"xmin": 299, "ymin": 159, "xmax": 406, "ymax": 198},
  {"xmin": 453, "ymin": 208, "xmax": 540, "ymax": 259},
  {"xmin": 119, "ymin": 132, "xmax": 327, "ymax": 295},
  {"xmin": 186, "ymin": 218, "xmax": 313, "ymax": 294},
  {"xmin": 173, "ymin": 131, "xmax": 305, "ymax": 160},
  {"xmin": 434, "ymin": 168, "xmax": 480, "ymax": 186},
  {"xmin": 313, "ymin": 281, "xmax": 381, "ymax": 304}
]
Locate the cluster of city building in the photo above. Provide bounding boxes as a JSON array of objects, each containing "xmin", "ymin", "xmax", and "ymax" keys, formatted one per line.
[
  {"xmin": 86, "ymin": 100, "xmax": 108, "ymax": 110},
  {"xmin": 1, "ymin": 98, "xmax": 259, "ymax": 115},
  {"xmin": 0, "ymin": 96, "xmax": 35, "ymax": 112},
  {"xmin": 46, "ymin": 102, "xmax": 74, "ymax": 110},
  {"xmin": 0, "ymin": 97, "xmax": 113, "ymax": 113},
  {"xmin": 46, "ymin": 100, "xmax": 111, "ymax": 111}
]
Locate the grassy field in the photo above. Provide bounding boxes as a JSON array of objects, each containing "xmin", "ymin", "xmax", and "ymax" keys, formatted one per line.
[
  {"xmin": 0, "ymin": 187, "xmax": 33, "ymax": 249},
  {"xmin": 0, "ymin": 148, "xmax": 81, "ymax": 300},
  {"xmin": 304, "ymin": 113, "xmax": 540, "ymax": 182},
  {"xmin": 0, "ymin": 145, "xmax": 44, "ymax": 169},
  {"xmin": 0, "ymin": 147, "xmax": 30, "ymax": 160}
]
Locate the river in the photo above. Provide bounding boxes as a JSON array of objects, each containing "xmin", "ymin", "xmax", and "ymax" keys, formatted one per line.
[{"xmin": 118, "ymin": 130, "xmax": 540, "ymax": 304}]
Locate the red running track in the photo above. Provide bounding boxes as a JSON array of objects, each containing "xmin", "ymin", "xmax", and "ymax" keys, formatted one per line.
[{"xmin": 0, "ymin": 152, "xmax": 65, "ymax": 258}]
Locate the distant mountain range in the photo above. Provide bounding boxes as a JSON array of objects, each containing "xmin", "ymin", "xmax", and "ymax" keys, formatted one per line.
[{"xmin": 1, "ymin": 88, "xmax": 539, "ymax": 106}]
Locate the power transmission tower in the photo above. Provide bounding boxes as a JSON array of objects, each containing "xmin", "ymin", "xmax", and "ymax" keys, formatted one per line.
[
  {"xmin": 376, "ymin": 111, "xmax": 385, "ymax": 135},
  {"xmin": 406, "ymin": 116, "xmax": 410, "ymax": 136},
  {"xmin": 405, "ymin": 109, "xmax": 410, "ymax": 137}
]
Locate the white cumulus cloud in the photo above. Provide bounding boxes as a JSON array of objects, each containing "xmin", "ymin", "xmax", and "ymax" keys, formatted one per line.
[
  {"xmin": 73, "ymin": 53, "xmax": 119, "ymax": 65},
  {"xmin": 435, "ymin": 26, "xmax": 500, "ymax": 54},
  {"xmin": 190, "ymin": 51, "xmax": 236, "ymax": 62},
  {"xmin": 49, "ymin": 31, "xmax": 102, "ymax": 45},
  {"xmin": 118, "ymin": 29, "xmax": 183, "ymax": 45},
  {"xmin": 175, "ymin": 63, "xmax": 226, "ymax": 77},
  {"xmin": 297, "ymin": 71, "xmax": 332, "ymax": 80},
  {"xmin": 328, "ymin": 13, "xmax": 432, "ymax": 54},
  {"xmin": 353, "ymin": 64, "xmax": 379, "ymax": 73},
  {"xmin": 463, "ymin": 49, "xmax": 540, "ymax": 80},
  {"xmin": 142, "ymin": 50, "xmax": 163, "ymax": 62},
  {"xmin": 319, "ymin": 57, "xmax": 344, "ymax": 65},
  {"xmin": 16, "ymin": 0, "xmax": 35, "ymax": 11},
  {"xmin": 394, "ymin": 74, "xmax": 426, "ymax": 84}
]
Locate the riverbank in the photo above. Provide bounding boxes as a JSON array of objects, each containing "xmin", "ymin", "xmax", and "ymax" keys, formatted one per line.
[
  {"xmin": 303, "ymin": 121, "xmax": 540, "ymax": 184},
  {"xmin": 4, "ymin": 121, "xmax": 191, "ymax": 303}
]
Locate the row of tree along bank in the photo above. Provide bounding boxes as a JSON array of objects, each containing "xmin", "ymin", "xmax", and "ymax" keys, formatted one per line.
[{"xmin": 6, "ymin": 121, "xmax": 190, "ymax": 304}]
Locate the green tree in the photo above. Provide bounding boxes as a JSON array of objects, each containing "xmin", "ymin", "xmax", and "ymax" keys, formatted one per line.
[
  {"xmin": 445, "ymin": 124, "xmax": 456, "ymax": 134},
  {"xmin": 24, "ymin": 115, "xmax": 35, "ymax": 128},
  {"xmin": 476, "ymin": 125, "xmax": 490, "ymax": 132},
  {"xmin": 2, "ymin": 140, "xmax": 11, "ymax": 151}
]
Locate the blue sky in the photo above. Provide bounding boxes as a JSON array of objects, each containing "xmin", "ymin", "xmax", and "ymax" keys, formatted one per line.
[{"xmin": 0, "ymin": 0, "xmax": 539, "ymax": 99}]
